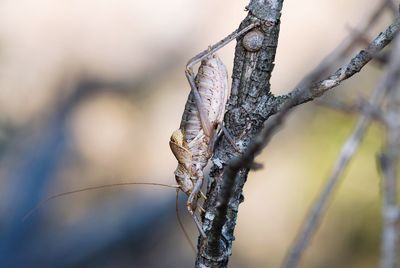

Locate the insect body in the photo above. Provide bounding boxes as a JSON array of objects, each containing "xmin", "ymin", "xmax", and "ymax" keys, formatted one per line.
[
  {"xmin": 170, "ymin": 55, "xmax": 229, "ymax": 237},
  {"xmin": 169, "ymin": 21, "xmax": 262, "ymax": 238},
  {"xmin": 24, "ymin": 21, "xmax": 263, "ymax": 242}
]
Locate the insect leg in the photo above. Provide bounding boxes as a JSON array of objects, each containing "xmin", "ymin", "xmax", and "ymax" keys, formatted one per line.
[
  {"xmin": 221, "ymin": 125, "xmax": 241, "ymax": 152},
  {"xmin": 199, "ymin": 190, "xmax": 207, "ymax": 200},
  {"xmin": 186, "ymin": 21, "xmax": 260, "ymax": 69},
  {"xmin": 207, "ymin": 122, "xmax": 241, "ymax": 155},
  {"xmin": 184, "ymin": 70, "xmax": 213, "ymax": 137},
  {"xmin": 187, "ymin": 174, "xmax": 206, "ymax": 238},
  {"xmin": 175, "ymin": 189, "xmax": 197, "ymax": 253}
]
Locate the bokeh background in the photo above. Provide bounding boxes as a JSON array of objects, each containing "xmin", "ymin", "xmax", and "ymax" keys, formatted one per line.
[{"xmin": 0, "ymin": 0, "xmax": 395, "ymax": 267}]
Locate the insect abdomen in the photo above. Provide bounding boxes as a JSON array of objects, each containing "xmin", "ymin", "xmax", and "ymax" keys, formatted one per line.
[{"xmin": 180, "ymin": 54, "xmax": 229, "ymax": 143}]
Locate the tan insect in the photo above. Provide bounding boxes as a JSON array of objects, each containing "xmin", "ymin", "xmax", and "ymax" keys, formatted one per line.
[
  {"xmin": 169, "ymin": 54, "xmax": 229, "ymax": 238},
  {"xmin": 169, "ymin": 22, "xmax": 262, "ymax": 238},
  {"xmin": 24, "ymin": 21, "xmax": 262, "ymax": 242}
]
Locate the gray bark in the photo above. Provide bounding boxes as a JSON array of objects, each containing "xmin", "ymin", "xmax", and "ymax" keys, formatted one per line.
[
  {"xmin": 194, "ymin": 1, "xmax": 400, "ymax": 267},
  {"xmin": 195, "ymin": 1, "xmax": 284, "ymax": 267}
]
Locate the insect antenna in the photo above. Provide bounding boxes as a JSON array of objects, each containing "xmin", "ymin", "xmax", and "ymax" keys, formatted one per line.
[
  {"xmin": 175, "ymin": 189, "xmax": 196, "ymax": 253},
  {"xmin": 23, "ymin": 182, "xmax": 179, "ymax": 221}
]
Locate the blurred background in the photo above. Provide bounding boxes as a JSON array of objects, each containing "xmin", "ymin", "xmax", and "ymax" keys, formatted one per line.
[{"xmin": 0, "ymin": 0, "xmax": 396, "ymax": 267}]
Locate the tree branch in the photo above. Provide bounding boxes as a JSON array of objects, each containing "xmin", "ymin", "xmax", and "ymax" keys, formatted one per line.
[
  {"xmin": 284, "ymin": 0, "xmax": 390, "ymax": 98},
  {"xmin": 274, "ymin": 17, "xmax": 400, "ymax": 111},
  {"xmin": 194, "ymin": 2, "xmax": 400, "ymax": 267},
  {"xmin": 283, "ymin": 50, "xmax": 392, "ymax": 268},
  {"xmin": 315, "ymin": 98, "xmax": 384, "ymax": 121},
  {"xmin": 195, "ymin": 1, "xmax": 284, "ymax": 267},
  {"xmin": 379, "ymin": 34, "xmax": 400, "ymax": 268},
  {"xmin": 281, "ymin": 13, "xmax": 400, "ymax": 268}
]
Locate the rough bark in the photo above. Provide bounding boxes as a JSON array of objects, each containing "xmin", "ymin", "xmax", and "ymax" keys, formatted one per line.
[
  {"xmin": 194, "ymin": 1, "xmax": 399, "ymax": 267},
  {"xmin": 195, "ymin": 1, "xmax": 284, "ymax": 267}
]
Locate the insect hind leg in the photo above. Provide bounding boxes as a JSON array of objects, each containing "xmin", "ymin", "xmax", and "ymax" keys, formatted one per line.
[
  {"xmin": 185, "ymin": 69, "xmax": 213, "ymax": 137},
  {"xmin": 186, "ymin": 21, "xmax": 260, "ymax": 69},
  {"xmin": 187, "ymin": 174, "xmax": 206, "ymax": 238}
]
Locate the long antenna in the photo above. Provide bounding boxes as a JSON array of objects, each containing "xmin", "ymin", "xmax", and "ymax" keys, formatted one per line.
[
  {"xmin": 23, "ymin": 182, "xmax": 179, "ymax": 221},
  {"xmin": 175, "ymin": 189, "xmax": 196, "ymax": 253}
]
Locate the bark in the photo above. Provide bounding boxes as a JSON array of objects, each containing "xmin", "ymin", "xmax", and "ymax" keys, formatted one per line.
[
  {"xmin": 194, "ymin": 1, "xmax": 399, "ymax": 267},
  {"xmin": 195, "ymin": 1, "xmax": 284, "ymax": 267}
]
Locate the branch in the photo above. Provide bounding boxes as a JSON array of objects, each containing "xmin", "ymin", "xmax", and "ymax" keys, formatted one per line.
[
  {"xmin": 195, "ymin": 1, "xmax": 284, "ymax": 267},
  {"xmin": 283, "ymin": 54, "xmax": 391, "ymax": 268},
  {"xmin": 285, "ymin": 0, "xmax": 389, "ymax": 97},
  {"xmin": 244, "ymin": 17, "xmax": 400, "ymax": 190},
  {"xmin": 281, "ymin": 13, "xmax": 400, "ymax": 267},
  {"xmin": 195, "ymin": 3, "xmax": 399, "ymax": 268},
  {"xmin": 384, "ymin": 0, "xmax": 399, "ymax": 16},
  {"xmin": 315, "ymin": 98, "xmax": 384, "ymax": 121},
  {"xmin": 379, "ymin": 34, "xmax": 400, "ymax": 268},
  {"xmin": 274, "ymin": 17, "xmax": 400, "ymax": 111}
]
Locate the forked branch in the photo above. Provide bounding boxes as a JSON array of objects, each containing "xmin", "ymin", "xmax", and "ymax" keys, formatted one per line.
[{"xmin": 195, "ymin": 1, "xmax": 400, "ymax": 267}]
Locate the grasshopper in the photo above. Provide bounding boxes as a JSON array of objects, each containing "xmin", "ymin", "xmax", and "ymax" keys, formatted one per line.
[
  {"xmin": 24, "ymin": 20, "xmax": 264, "ymax": 243},
  {"xmin": 169, "ymin": 21, "xmax": 262, "ymax": 238},
  {"xmin": 169, "ymin": 54, "xmax": 229, "ymax": 238}
]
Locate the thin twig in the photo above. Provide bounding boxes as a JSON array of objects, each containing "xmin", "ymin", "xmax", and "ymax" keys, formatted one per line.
[
  {"xmin": 379, "ymin": 34, "xmax": 400, "ymax": 268},
  {"xmin": 283, "ymin": 65, "xmax": 389, "ymax": 268},
  {"xmin": 275, "ymin": 17, "xmax": 400, "ymax": 110},
  {"xmin": 289, "ymin": 0, "xmax": 389, "ymax": 96},
  {"xmin": 384, "ymin": 0, "xmax": 399, "ymax": 16},
  {"xmin": 237, "ymin": 17, "xmax": 400, "ymax": 179},
  {"xmin": 283, "ymin": 21, "xmax": 400, "ymax": 268},
  {"xmin": 316, "ymin": 98, "xmax": 384, "ymax": 121}
]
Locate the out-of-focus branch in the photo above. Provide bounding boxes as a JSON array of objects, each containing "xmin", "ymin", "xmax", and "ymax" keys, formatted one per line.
[
  {"xmin": 379, "ymin": 34, "xmax": 400, "ymax": 268},
  {"xmin": 280, "ymin": 0, "xmax": 390, "ymax": 100},
  {"xmin": 283, "ymin": 53, "xmax": 392, "ymax": 268},
  {"xmin": 274, "ymin": 17, "xmax": 400, "ymax": 111},
  {"xmin": 0, "ymin": 80, "xmax": 81, "ymax": 267},
  {"xmin": 219, "ymin": 20, "xmax": 397, "ymax": 262},
  {"xmin": 278, "ymin": 13, "xmax": 400, "ymax": 268},
  {"xmin": 385, "ymin": 0, "xmax": 399, "ymax": 16},
  {"xmin": 316, "ymin": 98, "xmax": 384, "ymax": 121},
  {"xmin": 247, "ymin": 17, "xmax": 400, "ymax": 182},
  {"xmin": 14, "ymin": 195, "xmax": 178, "ymax": 268}
]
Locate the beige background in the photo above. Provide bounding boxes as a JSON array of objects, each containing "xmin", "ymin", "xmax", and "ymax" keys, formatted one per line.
[{"xmin": 0, "ymin": 0, "xmax": 392, "ymax": 267}]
